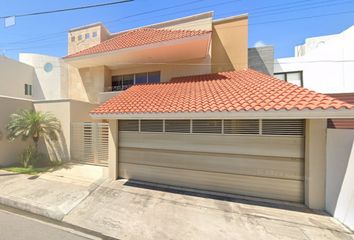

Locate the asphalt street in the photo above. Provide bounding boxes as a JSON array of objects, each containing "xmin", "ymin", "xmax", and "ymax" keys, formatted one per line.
[{"xmin": 0, "ymin": 207, "xmax": 107, "ymax": 240}]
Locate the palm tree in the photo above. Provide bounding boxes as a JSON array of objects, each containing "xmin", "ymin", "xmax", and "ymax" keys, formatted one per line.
[{"xmin": 7, "ymin": 110, "xmax": 61, "ymax": 153}]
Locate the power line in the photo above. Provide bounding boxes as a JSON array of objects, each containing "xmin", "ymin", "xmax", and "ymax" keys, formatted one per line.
[
  {"xmin": 251, "ymin": 0, "xmax": 352, "ymax": 17},
  {"xmin": 0, "ymin": 0, "xmax": 209, "ymax": 45},
  {"xmin": 5, "ymin": 3, "xmax": 354, "ymax": 53},
  {"xmin": 105, "ymin": 0, "xmax": 238, "ymax": 26},
  {"xmin": 3, "ymin": 1, "xmax": 354, "ymax": 53},
  {"xmin": 0, "ymin": 0, "xmax": 133, "ymax": 19},
  {"xmin": 1, "ymin": 0, "xmax": 348, "ymax": 46}
]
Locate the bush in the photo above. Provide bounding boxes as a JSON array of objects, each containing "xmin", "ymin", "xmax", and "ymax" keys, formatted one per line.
[{"xmin": 20, "ymin": 145, "xmax": 45, "ymax": 168}]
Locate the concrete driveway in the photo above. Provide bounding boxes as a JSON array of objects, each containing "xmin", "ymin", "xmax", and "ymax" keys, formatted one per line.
[
  {"xmin": 64, "ymin": 180, "xmax": 354, "ymax": 240},
  {"xmin": 0, "ymin": 164, "xmax": 107, "ymax": 220}
]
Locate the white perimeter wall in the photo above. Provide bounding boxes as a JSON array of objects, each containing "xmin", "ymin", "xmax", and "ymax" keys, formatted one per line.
[
  {"xmin": 0, "ymin": 96, "xmax": 33, "ymax": 166},
  {"xmin": 0, "ymin": 56, "xmax": 34, "ymax": 99},
  {"xmin": 275, "ymin": 25, "xmax": 354, "ymax": 93},
  {"xmin": 326, "ymin": 129, "xmax": 354, "ymax": 230}
]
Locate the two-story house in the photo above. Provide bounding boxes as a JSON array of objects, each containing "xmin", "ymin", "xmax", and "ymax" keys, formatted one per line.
[{"xmin": 1, "ymin": 12, "xmax": 354, "ymax": 227}]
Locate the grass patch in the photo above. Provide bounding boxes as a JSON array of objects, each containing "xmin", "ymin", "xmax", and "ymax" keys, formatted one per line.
[{"xmin": 2, "ymin": 166, "xmax": 52, "ymax": 175}]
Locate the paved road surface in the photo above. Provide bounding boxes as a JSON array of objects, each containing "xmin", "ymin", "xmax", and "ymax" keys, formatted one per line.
[{"xmin": 0, "ymin": 208, "xmax": 106, "ymax": 240}]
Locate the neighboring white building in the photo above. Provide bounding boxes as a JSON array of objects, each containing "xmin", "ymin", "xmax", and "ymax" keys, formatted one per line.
[
  {"xmin": 19, "ymin": 54, "xmax": 69, "ymax": 100},
  {"xmin": 274, "ymin": 25, "xmax": 354, "ymax": 93},
  {"xmin": 0, "ymin": 56, "xmax": 34, "ymax": 99}
]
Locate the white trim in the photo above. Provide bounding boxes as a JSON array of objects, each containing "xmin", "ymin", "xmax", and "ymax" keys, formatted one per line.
[
  {"xmin": 64, "ymin": 33, "xmax": 211, "ymax": 62},
  {"xmin": 146, "ymin": 12, "xmax": 213, "ymax": 29},
  {"xmin": 259, "ymin": 119, "xmax": 263, "ymax": 136},
  {"xmin": 91, "ymin": 108, "xmax": 354, "ymax": 120},
  {"xmin": 0, "ymin": 95, "xmax": 32, "ymax": 102},
  {"xmin": 213, "ymin": 13, "xmax": 248, "ymax": 24}
]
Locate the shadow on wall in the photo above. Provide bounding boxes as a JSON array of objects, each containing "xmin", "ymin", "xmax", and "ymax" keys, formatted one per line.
[
  {"xmin": 211, "ymin": 26, "xmax": 234, "ymax": 73},
  {"xmin": 326, "ymin": 129, "xmax": 354, "ymax": 231},
  {"xmin": 248, "ymin": 46, "xmax": 274, "ymax": 75},
  {"xmin": 333, "ymin": 140, "xmax": 354, "ymax": 230},
  {"xmin": 40, "ymin": 130, "xmax": 70, "ymax": 163},
  {"xmin": 32, "ymin": 68, "xmax": 46, "ymax": 100}
]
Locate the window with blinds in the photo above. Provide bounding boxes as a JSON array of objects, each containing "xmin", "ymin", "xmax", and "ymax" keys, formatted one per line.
[
  {"xmin": 262, "ymin": 119, "xmax": 304, "ymax": 136},
  {"xmin": 224, "ymin": 120, "xmax": 259, "ymax": 135},
  {"xmin": 165, "ymin": 120, "xmax": 191, "ymax": 133},
  {"xmin": 192, "ymin": 120, "xmax": 222, "ymax": 134},
  {"xmin": 119, "ymin": 120, "xmax": 139, "ymax": 131},
  {"xmin": 140, "ymin": 120, "xmax": 163, "ymax": 132}
]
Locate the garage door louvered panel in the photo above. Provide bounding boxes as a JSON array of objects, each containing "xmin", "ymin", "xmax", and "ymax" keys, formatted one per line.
[
  {"xmin": 262, "ymin": 119, "xmax": 304, "ymax": 136},
  {"xmin": 165, "ymin": 120, "xmax": 190, "ymax": 133},
  {"xmin": 118, "ymin": 119, "xmax": 305, "ymax": 203},
  {"xmin": 224, "ymin": 120, "xmax": 259, "ymax": 134}
]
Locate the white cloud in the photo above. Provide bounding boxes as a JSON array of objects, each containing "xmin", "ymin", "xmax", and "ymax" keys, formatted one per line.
[{"xmin": 254, "ymin": 41, "xmax": 267, "ymax": 48}]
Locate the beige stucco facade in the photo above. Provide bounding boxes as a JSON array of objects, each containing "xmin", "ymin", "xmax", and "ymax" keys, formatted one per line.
[
  {"xmin": 33, "ymin": 100, "xmax": 98, "ymax": 162},
  {"xmin": 0, "ymin": 56, "xmax": 34, "ymax": 99},
  {"xmin": 64, "ymin": 13, "xmax": 248, "ymax": 104},
  {"xmin": 305, "ymin": 119, "xmax": 327, "ymax": 209},
  {"xmin": 68, "ymin": 65, "xmax": 111, "ymax": 103},
  {"xmin": 211, "ymin": 15, "xmax": 249, "ymax": 72},
  {"xmin": 0, "ymin": 96, "xmax": 33, "ymax": 166},
  {"xmin": 68, "ymin": 23, "xmax": 110, "ymax": 56}
]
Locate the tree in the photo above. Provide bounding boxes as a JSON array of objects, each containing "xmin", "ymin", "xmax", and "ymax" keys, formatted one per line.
[{"xmin": 7, "ymin": 109, "xmax": 61, "ymax": 154}]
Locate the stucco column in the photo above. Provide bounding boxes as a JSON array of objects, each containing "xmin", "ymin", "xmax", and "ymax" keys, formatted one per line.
[
  {"xmin": 108, "ymin": 120, "xmax": 118, "ymax": 180},
  {"xmin": 305, "ymin": 119, "xmax": 327, "ymax": 209}
]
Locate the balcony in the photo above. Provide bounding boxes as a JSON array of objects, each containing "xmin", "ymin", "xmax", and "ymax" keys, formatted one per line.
[{"xmin": 99, "ymin": 87, "xmax": 124, "ymax": 104}]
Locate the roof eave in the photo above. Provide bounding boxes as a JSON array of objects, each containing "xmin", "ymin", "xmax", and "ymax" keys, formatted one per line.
[
  {"xmin": 90, "ymin": 108, "xmax": 354, "ymax": 120},
  {"xmin": 63, "ymin": 32, "xmax": 212, "ymax": 62}
]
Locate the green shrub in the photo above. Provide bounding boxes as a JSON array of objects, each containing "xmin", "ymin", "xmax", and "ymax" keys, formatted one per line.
[{"xmin": 20, "ymin": 145, "xmax": 44, "ymax": 168}]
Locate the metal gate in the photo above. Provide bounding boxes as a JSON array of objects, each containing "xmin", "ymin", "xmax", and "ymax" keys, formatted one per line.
[{"xmin": 71, "ymin": 122, "xmax": 109, "ymax": 166}]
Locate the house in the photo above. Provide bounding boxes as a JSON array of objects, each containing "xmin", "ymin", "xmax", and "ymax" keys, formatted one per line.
[
  {"xmin": 273, "ymin": 27, "xmax": 354, "ymax": 229},
  {"xmin": 0, "ymin": 11, "xmax": 354, "ymax": 230},
  {"xmin": 274, "ymin": 25, "xmax": 354, "ymax": 92}
]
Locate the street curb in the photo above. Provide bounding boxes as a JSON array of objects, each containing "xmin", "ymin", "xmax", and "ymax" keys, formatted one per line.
[
  {"xmin": 0, "ymin": 194, "xmax": 65, "ymax": 221},
  {"xmin": 0, "ymin": 174, "xmax": 107, "ymax": 222}
]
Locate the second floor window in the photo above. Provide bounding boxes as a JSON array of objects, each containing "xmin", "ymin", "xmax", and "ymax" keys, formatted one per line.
[
  {"xmin": 111, "ymin": 71, "xmax": 161, "ymax": 91},
  {"xmin": 24, "ymin": 84, "xmax": 32, "ymax": 96},
  {"xmin": 274, "ymin": 71, "xmax": 303, "ymax": 87}
]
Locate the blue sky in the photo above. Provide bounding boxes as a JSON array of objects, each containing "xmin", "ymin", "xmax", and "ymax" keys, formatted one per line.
[{"xmin": 0, "ymin": 0, "xmax": 354, "ymax": 60}]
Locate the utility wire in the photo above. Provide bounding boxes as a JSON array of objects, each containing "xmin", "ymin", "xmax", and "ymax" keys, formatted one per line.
[
  {"xmin": 5, "ymin": 4, "xmax": 354, "ymax": 53},
  {"xmin": 3, "ymin": 0, "xmax": 354, "ymax": 52},
  {"xmin": 0, "ymin": 0, "xmax": 210, "ymax": 45},
  {"xmin": 4, "ymin": 0, "xmax": 349, "ymax": 47},
  {"xmin": 0, "ymin": 0, "xmax": 133, "ymax": 19},
  {"xmin": 0, "ymin": 0, "xmax": 347, "ymax": 45}
]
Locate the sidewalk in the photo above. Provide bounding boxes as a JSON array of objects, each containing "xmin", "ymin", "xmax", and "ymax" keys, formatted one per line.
[
  {"xmin": 0, "ymin": 164, "xmax": 107, "ymax": 220},
  {"xmin": 0, "ymin": 167, "xmax": 353, "ymax": 240}
]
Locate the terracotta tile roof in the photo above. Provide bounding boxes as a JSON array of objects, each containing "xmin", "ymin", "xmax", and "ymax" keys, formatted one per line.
[
  {"xmin": 327, "ymin": 93, "xmax": 354, "ymax": 129},
  {"xmin": 91, "ymin": 69, "xmax": 354, "ymax": 115},
  {"xmin": 65, "ymin": 28, "xmax": 211, "ymax": 58}
]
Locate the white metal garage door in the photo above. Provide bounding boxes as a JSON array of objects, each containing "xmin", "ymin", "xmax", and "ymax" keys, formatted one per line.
[{"xmin": 118, "ymin": 119, "xmax": 305, "ymax": 202}]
